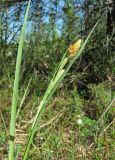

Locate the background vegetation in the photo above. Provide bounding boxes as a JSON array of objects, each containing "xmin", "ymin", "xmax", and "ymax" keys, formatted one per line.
[{"xmin": 0, "ymin": 0, "xmax": 115, "ymax": 159}]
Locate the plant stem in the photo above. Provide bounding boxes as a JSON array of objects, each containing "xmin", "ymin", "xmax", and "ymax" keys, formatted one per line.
[{"xmin": 8, "ymin": 1, "xmax": 31, "ymax": 159}]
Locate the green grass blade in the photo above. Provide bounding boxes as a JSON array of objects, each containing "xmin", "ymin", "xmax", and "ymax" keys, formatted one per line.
[{"xmin": 8, "ymin": 1, "xmax": 31, "ymax": 160}]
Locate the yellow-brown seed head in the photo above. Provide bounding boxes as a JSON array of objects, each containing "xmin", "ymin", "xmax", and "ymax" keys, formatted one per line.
[{"xmin": 68, "ymin": 39, "xmax": 82, "ymax": 58}]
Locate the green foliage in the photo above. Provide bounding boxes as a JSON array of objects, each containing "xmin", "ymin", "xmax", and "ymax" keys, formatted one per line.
[
  {"xmin": 79, "ymin": 116, "xmax": 96, "ymax": 139},
  {"xmin": 87, "ymin": 83, "xmax": 113, "ymax": 119},
  {"xmin": 0, "ymin": 0, "xmax": 115, "ymax": 159}
]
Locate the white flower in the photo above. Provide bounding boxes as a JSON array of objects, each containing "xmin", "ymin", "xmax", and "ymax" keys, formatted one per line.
[{"xmin": 77, "ymin": 118, "xmax": 83, "ymax": 125}]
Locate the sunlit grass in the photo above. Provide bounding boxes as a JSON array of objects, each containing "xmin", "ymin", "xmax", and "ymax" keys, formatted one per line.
[{"xmin": 8, "ymin": 0, "xmax": 31, "ymax": 159}]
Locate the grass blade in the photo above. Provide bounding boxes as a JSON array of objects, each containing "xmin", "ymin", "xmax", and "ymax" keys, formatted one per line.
[{"xmin": 8, "ymin": 1, "xmax": 31, "ymax": 160}]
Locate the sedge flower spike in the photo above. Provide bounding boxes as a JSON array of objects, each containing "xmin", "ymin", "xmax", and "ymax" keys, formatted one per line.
[{"xmin": 68, "ymin": 39, "xmax": 82, "ymax": 58}]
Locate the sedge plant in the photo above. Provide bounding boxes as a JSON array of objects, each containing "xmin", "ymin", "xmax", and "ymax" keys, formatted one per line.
[{"xmin": 23, "ymin": 19, "xmax": 100, "ymax": 160}]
